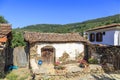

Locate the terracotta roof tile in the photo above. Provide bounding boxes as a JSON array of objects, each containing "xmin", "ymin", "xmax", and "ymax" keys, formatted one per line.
[
  {"xmin": 0, "ymin": 37, "xmax": 7, "ymax": 42},
  {"xmin": 0, "ymin": 24, "xmax": 12, "ymax": 38},
  {"xmin": 24, "ymin": 32, "xmax": 89, "ymax": 43},
  {"xmin": 86, "ymin": 23, "xmax": 120, "ymax": 32}
]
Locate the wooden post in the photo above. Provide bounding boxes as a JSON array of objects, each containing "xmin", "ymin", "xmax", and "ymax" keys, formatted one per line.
[{"xmin": 84, "ymin": 44, "xmax": 89, "ymax": 62}]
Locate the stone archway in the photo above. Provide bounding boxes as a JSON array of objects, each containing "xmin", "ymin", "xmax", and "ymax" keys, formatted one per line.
[{"xmin": 41, "ymin": 46, "xmax": 55, "ymax": 64}]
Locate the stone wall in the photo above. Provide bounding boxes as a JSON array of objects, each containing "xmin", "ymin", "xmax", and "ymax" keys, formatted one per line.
[
  {"xmin": 13, "ymin": 46, "xmax": 28, "ymax": 68},
  {"xmin": 87, "ymin": 44, "xmax": 120, "ymax": 70},
  {"xmin": 29, "ymin": 44, "xmax": 41, "ymax": 74},
  {"xmin": 0, "ymin": 49, "xmax": 5, "ymax": 77},
  {"xmin": 30, "ymin": 44, "xmax": 38, "ymax": 59}
]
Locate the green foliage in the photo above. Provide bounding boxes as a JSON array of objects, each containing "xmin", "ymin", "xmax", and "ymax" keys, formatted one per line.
[
  {"xmin": 11, "ymin": 14, "xmax": 120, "ymax": 48},
  {"xmin": 19, "ymin": 74, "xmax": 29, "ymax": 80},
  {"xmin": 11, "ymin": 30, "xmax": 26, "ymax": 48},
  {"xmin": 6, "ymin": 72, "xmax": 18, "ymax": 80},
  {"xmin": 0, "ymin": 16, "xmax": 8, "ymax": 23},
  {"xmin": 15, "ymin": 14, "xmax": 120, "ymax": 34},
  {"xmin": 88, "ymin": 58, "xmax": 98, "ymax": 64}
]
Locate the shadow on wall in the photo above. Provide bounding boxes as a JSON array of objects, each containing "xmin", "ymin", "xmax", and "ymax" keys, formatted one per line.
[
  {"xmin": 0, "ymin": 46, "xmax": 29, "ymax": 78},
  {"xmin": 0, "ymin": 47, "xmax": 13, "ymax": 78},
  {"xmin": 5, "ymin": 46, "xmax": 28, "ymax": 70},
  {"xmin": 4, "ymin": 47, "xmax": 13, "ymax": 72}
]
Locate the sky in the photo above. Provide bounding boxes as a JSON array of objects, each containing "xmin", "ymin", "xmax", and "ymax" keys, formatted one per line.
[{"xmin": 0, "ymin": 0, "xmax": 120, "ymax": 28}]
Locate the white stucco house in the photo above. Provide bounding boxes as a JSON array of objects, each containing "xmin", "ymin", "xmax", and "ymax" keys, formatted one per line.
[
  {"xmin": 24, "ymin": 32, "xmax": 88, "ymax": 64},
  {"xmin": 86, "ymin": 23, "xmax": 120, "ymax": 45}
]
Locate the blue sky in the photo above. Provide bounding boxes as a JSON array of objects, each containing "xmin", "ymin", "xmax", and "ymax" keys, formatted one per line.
[{"xmin": 0, "ymin": 0, "xmax": 120, "ymax": 28}]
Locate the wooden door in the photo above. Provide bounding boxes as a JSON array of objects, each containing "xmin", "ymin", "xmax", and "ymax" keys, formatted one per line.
[{"xmin": 41, "ymin": 46, "xmax": 55, "ymax": 64}]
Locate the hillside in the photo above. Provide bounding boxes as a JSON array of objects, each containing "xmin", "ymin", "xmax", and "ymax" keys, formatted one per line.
[{"xmin": 15, "ymin": 14, "xmax": 120, "ymax": 34}]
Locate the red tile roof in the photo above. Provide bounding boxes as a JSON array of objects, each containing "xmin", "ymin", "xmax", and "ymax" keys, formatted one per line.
[
  {"xmin": 24, "ymin": 32, "xmax": 89, "ymax": 43},
  {"xmin": 0, "ymin": 37, "xmax": 7, "ymax": 42},
  {"xmin": 0, "ymin": 24, "xmax": 12, "ymax": 38}
]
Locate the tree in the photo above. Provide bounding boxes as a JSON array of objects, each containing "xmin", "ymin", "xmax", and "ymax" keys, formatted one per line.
[
  {"xmin": 0, "ymin": 16, "xmax": 8, "ymax": 23},
  {"xmin": 11, "ymin": 31, "xmax": 26, "ymax": 48}
]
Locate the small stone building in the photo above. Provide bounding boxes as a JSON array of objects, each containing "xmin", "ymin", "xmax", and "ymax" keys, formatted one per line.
[
  {"xmin": 24, "ymin": 32, "xmax": 88, "ymax": 73},
  {"xmin": 0, "ymin": 24, "xmax": 12, "ymax": 74}
]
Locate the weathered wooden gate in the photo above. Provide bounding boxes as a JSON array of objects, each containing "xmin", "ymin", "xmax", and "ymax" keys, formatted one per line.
[{"xmin": 41, "ymin": 46, "xmax": 55, "ymax": 64}]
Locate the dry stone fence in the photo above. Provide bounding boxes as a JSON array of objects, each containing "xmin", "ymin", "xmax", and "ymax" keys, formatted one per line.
[{"xmin": 86, "ymin": 44, "xmax": 120, "ymax": 70}]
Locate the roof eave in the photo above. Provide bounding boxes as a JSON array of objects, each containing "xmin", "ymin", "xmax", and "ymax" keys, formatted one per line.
[
  {"xmin": 86, "ymin": 23, "xmax": 120, "ymax": 32},
  {"xmin": 26, "ymin": 40, "xmax": 89, "ymax": 44}
]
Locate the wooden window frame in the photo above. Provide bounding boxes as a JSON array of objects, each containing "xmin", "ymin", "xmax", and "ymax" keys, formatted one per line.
[
  {"xmin": 96, "ymin": 32, "xmax": 103, "ymax": 42},
  {"xmin": 89, "ymin": 33, "xmax": 95, "ymax": 42}
]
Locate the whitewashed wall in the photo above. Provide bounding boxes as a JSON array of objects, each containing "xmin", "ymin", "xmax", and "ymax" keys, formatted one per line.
[
  {"xmin": 35, "ymin": 42, "xmax": 84, "ymax": 61},
  {"xmin": 87, "ymin": 30, "xmax": 115, "ymax": 45},
  {"xmin": 114, "ymin": 30, "xmax": 120, "ymax": 45}
]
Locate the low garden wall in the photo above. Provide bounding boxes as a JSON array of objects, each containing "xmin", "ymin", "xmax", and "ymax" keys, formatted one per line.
[{"xmin": 87, "ymin": 44, "xmax": 120, "ymax": 70}]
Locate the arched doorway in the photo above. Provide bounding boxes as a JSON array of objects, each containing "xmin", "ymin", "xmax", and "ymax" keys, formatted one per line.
[{"xmin": 41, "ymin": 46, "xmax": 55, "ymax": 64}]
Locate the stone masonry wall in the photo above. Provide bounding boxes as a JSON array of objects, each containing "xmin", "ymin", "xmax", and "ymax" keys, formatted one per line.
[
  {"xmin": 87, "ymin": 44, "xmax": 120, "ymax": 70},
  {"xmin": 0, "ymin": 49, "xmax": 5, "ymax": 77}
]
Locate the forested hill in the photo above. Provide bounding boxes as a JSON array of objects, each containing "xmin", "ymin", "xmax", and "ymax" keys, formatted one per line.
[
  {"xmin": 0, "ymin": 14, "xmax": 119, "ymax": 47},
  {"xmin": 17, "ymin": 14, "xmax": 120, "ymax": 34}
]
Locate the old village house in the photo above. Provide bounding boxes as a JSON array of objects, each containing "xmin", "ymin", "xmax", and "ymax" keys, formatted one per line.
[
  {"xmin": 86, "ymin": 23, "xmax": 120, "ymax": 45},
  {"xmin": 24, "ymin": 32, "xmax": 88, "ymax": 74},
  {"xmin": 85, "ymin": 23, "xmax": 120, "ymax": 70},
  {"xmin": 0, "ymin": 24, "xmax": 12, "ymax": 74}
]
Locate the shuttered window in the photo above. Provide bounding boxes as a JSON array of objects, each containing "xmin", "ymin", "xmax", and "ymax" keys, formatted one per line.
[
  {"xmin": 96, "ymin": 32, "xmax": 103, "ymax": 42},
  {"xmin": 89, "ymin": 33, "xmax": 95, "ymax": 42}
]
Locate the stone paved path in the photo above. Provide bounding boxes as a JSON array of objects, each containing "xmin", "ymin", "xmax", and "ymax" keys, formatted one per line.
[{"xmin": 35, "ymin": 64, "xmax": 120, "ymax": 80}]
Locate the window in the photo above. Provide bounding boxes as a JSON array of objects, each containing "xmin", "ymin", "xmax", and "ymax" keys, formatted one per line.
[
  {"xmin": 103, "ymin": 32, "xmax": 105, "ymax": 35},
  {"xmin": 96, "ymin": 32, "xmax": 103, "ymax": 42},
  {"xmin": 89, "ymin": 33, "xmax": 95, "ymax": 42}
]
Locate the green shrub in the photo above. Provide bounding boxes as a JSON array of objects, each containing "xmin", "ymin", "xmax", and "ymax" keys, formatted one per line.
[
  {"xmin": 11, "ymin": 31, "xmax": 26, "ymax": 48},
  {"xmin": 88, "ymin": 58, "xmax": 98, "ymax": 64},
  {"xmin": 6, "ymin": 72, "xmax": 18, "ymax": 80},
  {"xmin": 0, "ymin": 16, "xmax": 8, "ymax": 23},
  {"xmin": 19, "ymin": 75, "xmax": 29, "ymax": 80}
]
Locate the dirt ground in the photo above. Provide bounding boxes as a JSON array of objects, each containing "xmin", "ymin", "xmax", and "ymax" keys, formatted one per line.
[{"xmin": 3, "ymin": 64, "xmax": 120, "ymax": 80}]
